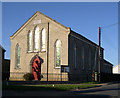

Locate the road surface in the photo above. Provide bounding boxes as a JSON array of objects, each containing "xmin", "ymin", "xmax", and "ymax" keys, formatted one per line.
[{"xmin": 2, "ymin": 82, "xmax": 120, "ymax": 97}]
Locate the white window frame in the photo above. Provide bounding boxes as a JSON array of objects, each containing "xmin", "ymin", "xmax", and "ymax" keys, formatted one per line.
[
  {"xmin": 41, "ymin": 28, "xmax": 46, "ymax": 52},
  {"xmin": 15, "ymin": 44, "xmax": 20, "ymax": 68},
  {"xmin": 34, "ymin": 26, "xmax": 39, "ymax": 52},
  {"xmin": 28, "ymin": 30, "xmax": 32, "ymax": 52},
  {"xmin": 55, "ymin": 40, "xmax": 61, "ymax": 68}
]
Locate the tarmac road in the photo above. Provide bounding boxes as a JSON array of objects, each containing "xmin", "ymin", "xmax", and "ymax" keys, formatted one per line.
[{"xmin": 70, "ymin": 82, "xmax": 120, "ymax": 97}]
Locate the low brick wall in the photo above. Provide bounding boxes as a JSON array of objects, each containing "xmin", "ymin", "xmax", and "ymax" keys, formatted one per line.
[{"xmin": 100, "ymin": 73, "xmax": 120, "ymax": 83}]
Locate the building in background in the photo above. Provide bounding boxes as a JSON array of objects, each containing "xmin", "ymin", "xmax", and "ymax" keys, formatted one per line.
[
  {"xmin": 10, "ymin": 11, "xmax": 112, "ymax": 82},
  {"xmin": 0, "ymin": 45, "xmax": 10, "ymax": 80},
  {"xmin": 113, "ymin": 65, "xmax": 119, "ymax": 74},
  {"xmin": 102, "ymin": 59, "xmax": 113, "ymax": 74}
]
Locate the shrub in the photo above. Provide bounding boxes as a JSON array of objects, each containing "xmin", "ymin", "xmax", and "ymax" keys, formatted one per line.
[{"xmin": 23, "ymin": 73, "xmax": 33, "ymax": 81}]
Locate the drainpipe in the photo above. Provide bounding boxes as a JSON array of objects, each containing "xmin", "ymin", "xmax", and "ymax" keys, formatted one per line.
[{"xmin": 47, "ymin": 22, "xmax": 49, "ymax": 81}]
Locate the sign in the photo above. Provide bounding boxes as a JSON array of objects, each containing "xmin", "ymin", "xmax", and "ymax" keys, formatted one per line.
[{"xmin": 33, "ymin": 19, "xmax": 41, "ymax": 24}]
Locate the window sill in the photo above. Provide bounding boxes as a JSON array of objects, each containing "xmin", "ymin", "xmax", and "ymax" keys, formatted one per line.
[
  {"xmin": 41, "ymin": 50, "xmax": 46, "ymax": 53},
  {"xmin": 33, "ymin": 50, "xmax": 39, "ymax": 52},
  {"xmin": 55, "ymin": 67, "xmax": 61, "ymax": 69},
  {"xmin": 61, "ymin": 72, "xmax": 69, "ymax": 73},
  {"xmin": 27, "ymin": 51, "xmax": 32, "ymax": 53},
  {"xmin": 14, "ymin": 67, "xmax": 21, "ymax": 70}
]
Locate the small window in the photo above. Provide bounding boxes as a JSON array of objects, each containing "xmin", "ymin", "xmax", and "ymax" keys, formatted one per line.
[
  {"xmin": 41, "ymin": 28, "xmax": 46, "ymax": 51},
  {"xmin": 55, "ymin": 40, "xmax": 61, "ymax": 68},
  {"xmin": 16, "ymin": 44, "xmax": 20, "ymax": 68},
  {"xmin": 34, "ymin": 26, "xmax": 39, "ymax": 51},
  {"xmin": 61, "ymin": 66, "xmax": 69, "ymax": 72},
  {"xmin": 28, "ymin": 30, "xmax": 32, "ymax": 52}
]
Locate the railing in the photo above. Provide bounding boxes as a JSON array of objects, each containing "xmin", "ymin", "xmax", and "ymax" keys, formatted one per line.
[
  {"xmin": 3, "ymin": 72, "xmax": 69, "ymax": 81},
  {"xmin": 3, "ymin": 72, "xmax": 119, "ymax": 83},
  {"xmin": 3, "ymin": 72, "xmax": 94, "ymax": 82}
]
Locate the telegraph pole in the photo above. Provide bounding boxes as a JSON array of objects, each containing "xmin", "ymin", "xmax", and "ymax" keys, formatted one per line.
[{"xmin": 98, "ymin": 27, "xmax": 101, "ymax": 83}]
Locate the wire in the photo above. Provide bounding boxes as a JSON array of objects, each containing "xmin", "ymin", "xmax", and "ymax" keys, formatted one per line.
[{"xmin": 101, "ymin": 22, "xmax": 119, "ymax": 29}]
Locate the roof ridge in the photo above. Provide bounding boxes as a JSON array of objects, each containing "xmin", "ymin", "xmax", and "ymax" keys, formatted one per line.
[{"xmin": 70, "ymin": 30, "xmax": 104, "ymax": 49}]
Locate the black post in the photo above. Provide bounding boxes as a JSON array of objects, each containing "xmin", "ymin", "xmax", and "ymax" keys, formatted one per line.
[{"xmin": 47, "ymin": 22, "xmax": 49, "ymax": 81}]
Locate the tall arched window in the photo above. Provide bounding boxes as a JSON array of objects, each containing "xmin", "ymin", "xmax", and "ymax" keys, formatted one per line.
[
  {"xmin": 28, "ymin": 30, "xmax": 32, "ymax": 52},
  {"xmin": 41, "ymin": 28, "xmax": 46, "ymax": 51},
  {"xmin": 73, "ymin": 43, "xmax": 77, "ymax": 69},
  {"xmin": 16, "ymin": 44, "xmax": 20, "ymax": 68},
  {"xmin": 82, "ymin": 46, "xmax": 84, "ymax": 69},
  {"xmin": 34, "ymin": 26, "xmax": 39, "ymax": 51},
  {"xmin": 88, "ymin": 48, "xmax": 91, "ymax": 70},
  {"xmin": 55, "ymin": 40, "xmax": 61, "ymax": 68},
  {"xmin": 94, "ymin": 48, "xmax": 97, "ymax": 70}
]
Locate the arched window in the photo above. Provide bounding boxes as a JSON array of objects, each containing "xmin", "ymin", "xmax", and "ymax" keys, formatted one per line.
[
  {"xmin": 28, "ymin": 30, "xmax": 32, "ymax": 52},
  {"xmin": 73, "ymin": 43, "xmax": 77, "ymax": 69},
  {"xmin": 41, "ymin": 28, "xmax": 46, "ymax": 51},
  {"xmin": 88, "ymin": 48, "xmax": 91, "ymax": 70},
  {"xmin": 82, "ymin": 46, "xmax": 84, "ymax": 69},
  {"xmin": 94, "ymin": 48, "xmax": 97, "ymax": 70},
  {"xmin": 55, "ymin": 40, "xmax": 61, "ymax": 68},
  {"xmin": 16, "ymin": 44, "xmax": 20, "ymax": 68},
  {"xmin": 34, "ymin": 26, "xmax": 39, "ymax": 51}
]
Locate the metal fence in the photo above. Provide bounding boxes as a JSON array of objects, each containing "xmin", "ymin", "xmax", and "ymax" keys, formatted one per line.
[
  {"xmin": 2, "ymin": 71, "xmax": 95, "ymax": 83},
  {"xmin": 2, "ymin": 72, "xmax": 69, "ymax": 81},
  {"xmin": 3, "ymin": 72, "xmax": 117, "ymax": 83}
]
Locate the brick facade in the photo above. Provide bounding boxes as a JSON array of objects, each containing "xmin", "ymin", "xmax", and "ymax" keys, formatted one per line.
[{"xmin": 10, "ymin": 11, "xmax": 110, "ymax": 82}]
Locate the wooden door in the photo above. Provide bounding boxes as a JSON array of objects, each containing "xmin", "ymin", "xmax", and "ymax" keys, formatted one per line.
[{"xmin": 32, "ymin": 57, "xmax": 41, "ymax": 80}]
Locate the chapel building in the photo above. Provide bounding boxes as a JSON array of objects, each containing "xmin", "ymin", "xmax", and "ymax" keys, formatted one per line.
[{"xmin": 10, "ymin": 11, "xmax": 108, "ymax": 82}]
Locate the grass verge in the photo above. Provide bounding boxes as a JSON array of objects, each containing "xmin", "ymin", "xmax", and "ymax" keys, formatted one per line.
[{"xmin": 3, "ymin": 84, "xmax": 99, "ymax": 91}]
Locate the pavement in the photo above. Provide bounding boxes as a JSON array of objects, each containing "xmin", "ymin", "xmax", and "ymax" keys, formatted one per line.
[
  {"xmin": 71, "ymin": 82, "xmax": 119, "ymax": 96},
  {"xmin": 2, "ymin": 81, "xmax": 120, "ymax": 98}
]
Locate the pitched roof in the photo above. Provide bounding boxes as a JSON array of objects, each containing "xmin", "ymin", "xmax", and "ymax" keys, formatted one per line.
[
  {"xmin": 104, "ymin": 59, "xmax": 113, "ymax": 66},
  {"xmin": 10, "ymin": 11, "xmax": 70, "ymax": 39},
  {"xmin": 70, "ymin": 30, "xmax": 104, "ymax": 49}
]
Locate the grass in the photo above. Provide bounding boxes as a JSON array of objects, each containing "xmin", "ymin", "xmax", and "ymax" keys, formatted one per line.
[
  {"xmin": 54, "ymin": 84, "xmax": 97, "ymax": 91},
  {"xmin": 3, "ymin": 83, "xmax": 99, "ymax": 91},
  {"xmin": 81, "ymin": 81, "xmax": 99, "ymax": 84}
]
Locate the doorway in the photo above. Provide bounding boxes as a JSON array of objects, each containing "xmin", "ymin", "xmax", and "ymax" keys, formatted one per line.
[{"xmin": 32, "ymin": 56, "xmax": 41, "ymax": 80}]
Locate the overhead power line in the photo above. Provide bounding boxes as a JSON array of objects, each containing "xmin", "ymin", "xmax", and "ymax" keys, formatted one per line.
[{"xmin": 101, "ymin": 22, "xmax": 119, "ymax": 29}]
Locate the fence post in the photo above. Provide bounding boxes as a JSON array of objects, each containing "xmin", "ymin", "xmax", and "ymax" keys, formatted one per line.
[{"xmin": 61, "ymin": 73, "xmax": 62, "ymax": 82}]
